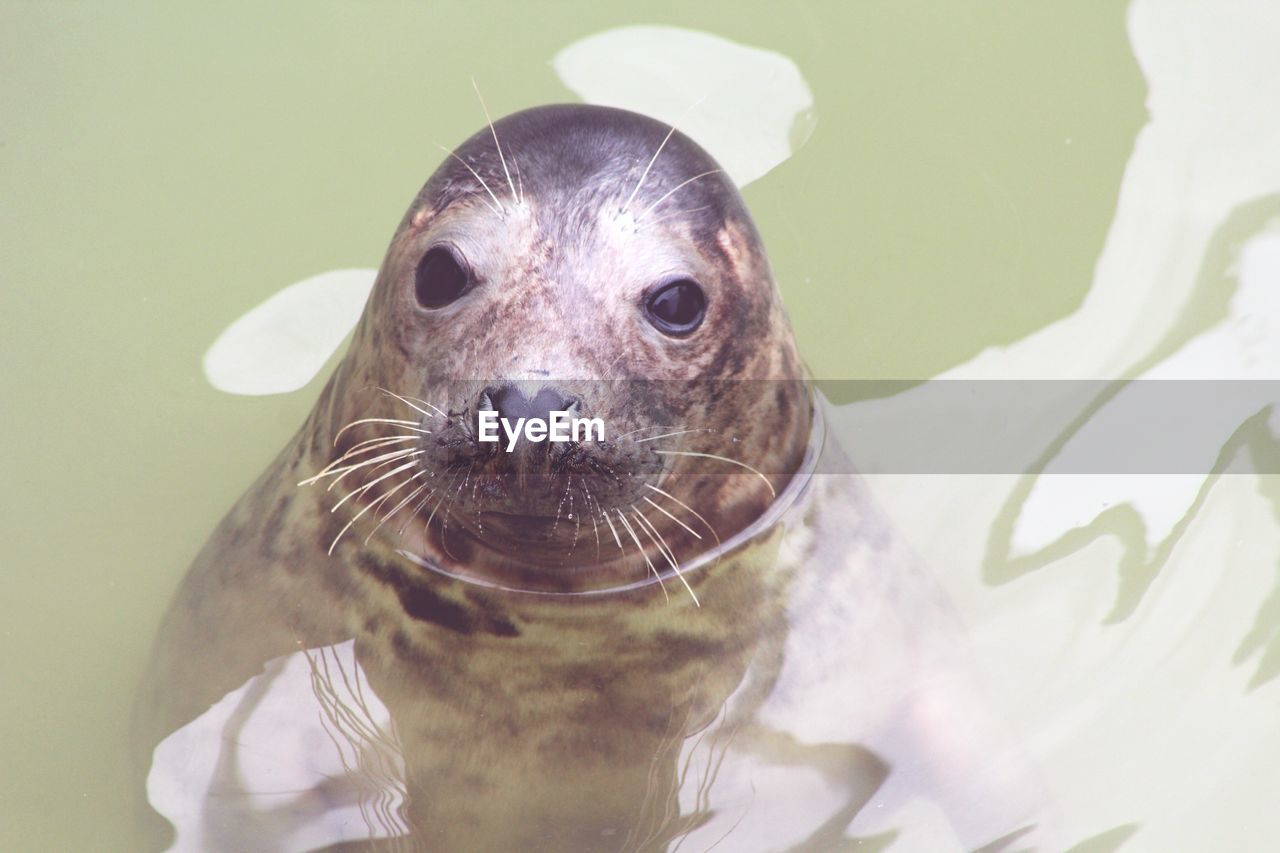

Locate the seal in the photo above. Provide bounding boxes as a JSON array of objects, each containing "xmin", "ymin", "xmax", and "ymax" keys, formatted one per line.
[{"xmin": 134, "ymin": 105, "xmax": 1046, "ymax": 851}]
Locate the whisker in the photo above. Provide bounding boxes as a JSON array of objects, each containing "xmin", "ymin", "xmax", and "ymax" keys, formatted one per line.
[
  {"xmin": 616, "ymin": 510, "xmax": 668, "ymax": 602},
  {"xmin": 299, "ymin": 446, "xmax": 418, "ymax": 486},
  {"xmin": 375, "ymin": 388, "xmax": 443, "ymax": 420},
  {"xmin": 471, "ymin": 77, "xmax": 519, "ymax": 203},
  {"xmin": 634, "ymin": 428, "xmax": 713, "ymax": 444},
  {"xmin": 398, "ymin": 489, "xmax": 437, "ymax": 537},
  {"xmin": 565, "ymin": 486, "xmax": 580, "ymax": 556},
  {"xmin": 469, "ymin": 480, "xmax": 486, "ymax": 537},
  {"xmin": 624, "ymin": 125, "xmax": 677, "ymax": 212},
  {"xmin": 644, "ymin": 204, "xmax": 711, "ymax": 228},
  {"xmin": 435, "ymin": 471, "xmax": 462, "ymax": 539},
  {"xmin": 317, "ymin": 435, "xmax": 419, "ymax": 474},
  {"xmin": 423, "ymin": 487, "xmax": 450, "ymax": 536},
  {"xmin": 364, "ymin": 476, "xmax": 430, "ymax": 544},
  {"xmin": 602, "ymin": 510, "xmax": 625, "ymax": 553},
  {"xmin": 637, "ymin": 171, "xmax": 720, "ymax": 221},
  {"xmin": 334, "ymin": 418, "xmax": 429, "ymax": 444},
  {"xmin": 652, "ymin": 450, "xmax": 775, "ymax": 498},
  {"xmin": 438, "ymin": 466, "xmax": 472, "ymax": 561},
  {"xmin": 322, "ymin": 450, "xmax": 418, "ymax": 492},
  {"xmin": 341, "ymin": 433, "xmax": 421, "ymax": 455},
  {"xmin": 436, "ymin": 144, "xmax": 503, "ymax": 213},
  {"xmin": 550, "ymin": 478, "xmax": 574, "ymax": 540},
  {"xmin": 642, "ymin": 483, "xmax": 720, "ymax": 545},
  {"xmin": 633, "ymin": 509, "xmax": 699, "ymax": 607},
  {"xmin": 512, "ymin": 156, "xmax": 524, "ymax": 205},
  {"xmin": 630, "ymin": 508, "xmax": 677, "ymax": 569},
  {"xmin": 449, "ymin": 466, "xmax": 472, "ymax": 529},
  {"xmin": 329, "ymin": 489, "xmax": 396, "ymax": 555},
  {"xmin": 331, "ymin": 458, "xmax": 420, "ymax": 511},
  {"xmin": 313, "ymin": 446, "xmax": 418, "ymax": 488},
  {"xmin": 642, "ymin": 496, "xmax": 702, "ymax": 540},
  {"xmin": 581, "ymin": 482, "xmax": 601, "ymax": 563}
]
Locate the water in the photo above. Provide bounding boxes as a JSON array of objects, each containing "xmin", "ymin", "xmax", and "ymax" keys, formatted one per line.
[{"xmin": 3, "ymin": 1, "xmax": 1278, "ymax": 850}]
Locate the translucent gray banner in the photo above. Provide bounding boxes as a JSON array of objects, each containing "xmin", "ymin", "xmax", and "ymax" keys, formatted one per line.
[
  {"xmin": 818, "ymin": 379, "xmax": 1279, "ymax": 475},
  {"xmin": 369, "ymin": 379, "xmax": 1280, "ymax": 475}
]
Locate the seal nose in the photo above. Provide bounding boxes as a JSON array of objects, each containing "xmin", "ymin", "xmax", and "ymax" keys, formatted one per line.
[{"xmin": 481, "ymin": 384, "xmax": 573, "ymax": 425}]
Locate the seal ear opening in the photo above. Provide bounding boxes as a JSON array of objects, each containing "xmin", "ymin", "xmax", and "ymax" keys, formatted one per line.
[{"xmin": 414, "ymin": 247, "xmax": 472, "ymax": 309}]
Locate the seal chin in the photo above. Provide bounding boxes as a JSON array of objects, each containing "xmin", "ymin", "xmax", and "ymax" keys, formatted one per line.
[
  {"xmin": 449, "ymin": 482, "xmax": 681, "ymax": 571},
  {"xmin": 472, "ymin": 511, "xmax": 581, "ymax": 556},
  {"xmin": 395, "ymin": 464, "xmax": 717, "ymax": 584}
]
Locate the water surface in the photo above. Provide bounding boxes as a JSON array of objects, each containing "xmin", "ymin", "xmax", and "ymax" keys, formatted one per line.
[{"xmin": 5, "ymin": 2, "xmax": 1278, "ymax": 850}]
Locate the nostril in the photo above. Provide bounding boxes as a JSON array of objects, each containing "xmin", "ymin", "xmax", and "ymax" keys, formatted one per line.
[
  {"xmin": 528, "ymin": 388, "xmax": 570, "ymax": 420},
  {"xmin": 493, "ymin": 385, "xmax": 532, "ymax": 422},
  {"xmin": 480, "ymin": 384, "xmax": 573, "ymax": 425}
]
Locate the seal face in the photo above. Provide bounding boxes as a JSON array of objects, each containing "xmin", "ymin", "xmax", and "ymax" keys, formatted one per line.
[{"xmin": 314, "ymin": 104, "xmax": 812, "ymax": 590}]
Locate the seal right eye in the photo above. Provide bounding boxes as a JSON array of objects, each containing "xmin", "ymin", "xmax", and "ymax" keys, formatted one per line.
[
  {"xmin": 645, "ymin": 279, "xmax": 706, "ymax": 336},
  {"xmin": 414, "ymin": 247, "xmax": 471, "ymax": 308}
]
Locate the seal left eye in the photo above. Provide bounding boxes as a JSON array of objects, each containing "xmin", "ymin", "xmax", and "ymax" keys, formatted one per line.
[{"xmin": 415, "ymin": 247, "xmax": 471, "ymax": 308}]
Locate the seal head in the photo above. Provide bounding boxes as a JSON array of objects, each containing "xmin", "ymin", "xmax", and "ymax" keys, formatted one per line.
[{"xmin": 312, "ymin": 104, "xmax": 812, "ymax": 592}]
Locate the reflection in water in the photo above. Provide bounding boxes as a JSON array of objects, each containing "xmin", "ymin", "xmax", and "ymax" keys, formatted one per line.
[
  {"xmin": 553, "ymin": 26, "xmax": 816, "ymax": 188},
  {"xmin": 822, "ymin": 1, "xmax": 1280, "ymax": 848},
  {"xmin": 945, "ymin": 0, "xmax": 1280, "ymax": 609},
  {"xmin": 149, "ymin": 641, "xmax": 408, "ymax": 851},
  {"xmin": 203, "ymin": 270, "xmax": 377, "ymax": 396},
  {"xmin": 977, "ymin": 0, "xmax": 1280, "ymax": 636},
  {"xmin": 985, "ymin": 204, "xmax": 1280, "ymax": 622}
]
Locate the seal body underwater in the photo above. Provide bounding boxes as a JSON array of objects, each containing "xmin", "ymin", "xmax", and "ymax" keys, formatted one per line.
[{"xmin": 134, "ymin": 104, "xmax": 1048, "ymax": 851}]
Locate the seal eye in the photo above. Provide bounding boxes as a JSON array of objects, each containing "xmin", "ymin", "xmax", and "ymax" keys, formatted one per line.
[
  {"xmin": 645, "ymin": 279, "xmax": 706, "ymax": 336},
  {"xmin": 414, "ymin": 247, "xmax": 471, "ymax": 308}
]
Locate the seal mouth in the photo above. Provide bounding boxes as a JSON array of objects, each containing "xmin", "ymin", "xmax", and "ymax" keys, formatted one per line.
[
  {"xmin": 397, "ymin": 400, "xmax": 826, "ymax": 597},
  {"xmin": 476, "ymin": 510, "xmax": 564, "ymax": 539},
  {"xmin": 460, "ymin": 509, "xmax": 608, "ymax": 570}
]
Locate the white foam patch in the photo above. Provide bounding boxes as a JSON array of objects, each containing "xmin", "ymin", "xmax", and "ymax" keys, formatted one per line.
[
  {"xmin": 833, "ymin": 8, "xmax": 1280, "ymax": 840},
  {"xmin": 1013, "ymin": 227, "xmax": 1280, "ymax": 554},
  {"xmin": 553, "ymin": 25, "xmax": 815, "ymax": 188},
  {"xmin": 993, "ymin": 475, "xmax": 1280, "ymax": 852},
  {"xmin": 1012, "ymin": 475, "xmax": 1204, "ymax": 556},
  {"xmin": 939, "ymin": 3, "xmax": 1280, "ymax": 382},
  {"xmin": 883, "ymin": 0, "xmax": 1280, "ymax": 558},
  {"xmin": 202, "ymin": 269, "xmax": 375, "ymax": 395}
]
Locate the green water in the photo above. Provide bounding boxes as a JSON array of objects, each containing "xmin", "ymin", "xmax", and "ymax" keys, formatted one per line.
[{"xmin": 8, "ymin": 1, "xmax": 1278, "ymax": 851}]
